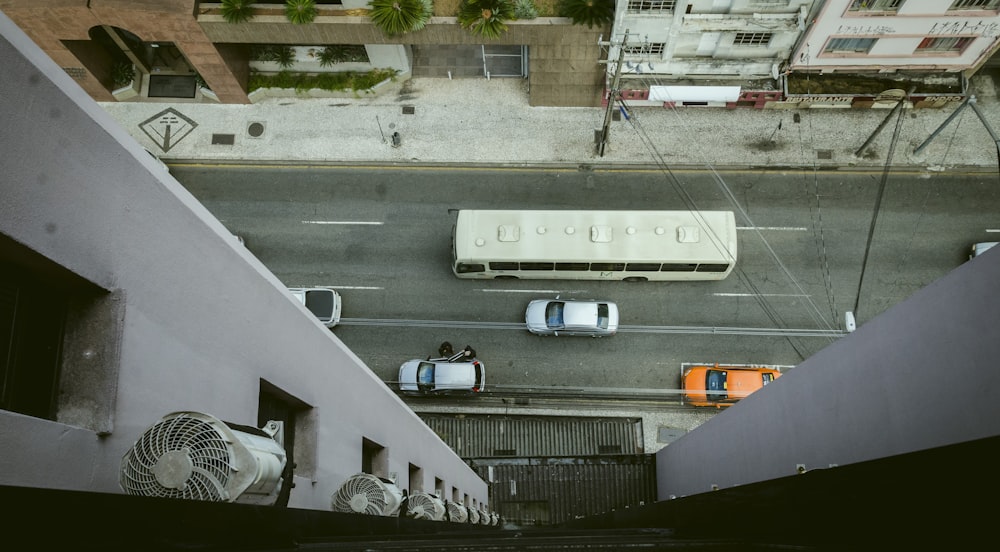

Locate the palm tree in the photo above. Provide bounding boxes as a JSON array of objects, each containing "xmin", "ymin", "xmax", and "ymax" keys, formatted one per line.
[
  {"xmin": 369, "ymin": 0, "xmax": 433, "ymax": 36},
  {"xmin": 557, "ymin": 0, "xmax": 614, "ymax": 29},
  {"xmin": 285, "ymin": 0, "xmax": 317, "ymax": 25},
  {"xmin": 457, "ymin": 0, "xmax": 516, "ymax": 40},
  {"xmin": 221, "ymin": 0, "xmax": 255, "ymax": 24}
]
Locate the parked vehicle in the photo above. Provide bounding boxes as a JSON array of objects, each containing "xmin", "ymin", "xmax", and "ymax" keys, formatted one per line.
[
  {"xmin": 682, "ymin": 364, "xmax": 782, "ymax": 408},
  {"xmin": 287, "ymin": 287, "xmax": 341, "ymax": 328},
  {"xmin": 398, "ymin": 357, "xmax": 485, "ymax": 395},
  {"xmin": 969, "ymin": 242, "xmax": 997, "ymax": 260},
  {"xmin": 525, "ymin": 299, "xmax": 619, "ymax": 337}
]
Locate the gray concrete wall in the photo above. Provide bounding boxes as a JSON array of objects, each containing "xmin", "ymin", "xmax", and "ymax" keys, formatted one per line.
[
  {"xmin": 657, "ymin": 246, "xmax": 1000, "ymax": 498},
  {"xmin": 0, "ymin": 11, "xmax": 487, "ymax": 510}
]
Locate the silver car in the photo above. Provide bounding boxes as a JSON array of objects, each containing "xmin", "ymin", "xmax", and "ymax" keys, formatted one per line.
[
  {"xmin": 288, "ymin": 287, "xmax": 342, "ymax": 328},
  {"xmin": 525, "ymin": 299, "xmax": 619, "ymax": 337},
  {"xmin": 398, "ymin": 358, "xmax": 486, "ymax": 395}
]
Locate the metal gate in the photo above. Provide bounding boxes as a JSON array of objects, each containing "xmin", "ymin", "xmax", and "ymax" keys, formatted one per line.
[{"xmin": 482, "ymin": 45, "xmax": 528, "ymax": 78}]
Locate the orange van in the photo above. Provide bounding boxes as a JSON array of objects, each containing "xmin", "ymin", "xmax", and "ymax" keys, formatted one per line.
[{"xmin": 682, "ymin": 364, "xmax": 782, "ymax": 407}]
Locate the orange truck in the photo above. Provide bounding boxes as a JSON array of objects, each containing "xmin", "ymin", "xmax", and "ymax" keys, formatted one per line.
[{"xmin": 681, "ymin": 363, "xmax": 783, "ymax": 408}]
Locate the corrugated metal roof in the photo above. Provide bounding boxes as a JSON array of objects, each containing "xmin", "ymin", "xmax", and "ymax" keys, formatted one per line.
[
  {"xmin": 471, "ymin": 456, "xmax": 657, "ymax": 527},
  {"xmin": 419, "ymin": 414, "xmax": 643, "ymax": 458}
]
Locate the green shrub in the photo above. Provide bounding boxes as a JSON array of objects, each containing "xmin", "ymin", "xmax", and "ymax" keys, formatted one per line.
[
  {"xmin": 557, "ymin": 0, "xmax": 613, "ymax": 28},
  {"xmin": 513, "ymin": 0, "xmax": 538, "ymax": 19},
  {"xmin": 318, "ymin": 45, "xmax": 370, "ymax": 66},
  {"xmin": 275, "ymin": 45, "xmax": 296, "ymax": 68},
  {"xmin": 458, "ymin": 0, "xmax": 516, "ymax": 40},
  {"xmin": 248, "ymin": 69, "xmax": 397, "ymax": 95},
  {"xmin": 285, "ymin": 0, "xmax": 317, "ymax": 24},
  {"xmin": 111, "ymin": 62, "xmax": 134, "ymax": 87},
  {"xmin": 221, "ymin": 0, "xmax": 255, "ymax": 24},
  {"xmin": 369, "ymin": 0, "xmax": 433, "ymax": 36}
]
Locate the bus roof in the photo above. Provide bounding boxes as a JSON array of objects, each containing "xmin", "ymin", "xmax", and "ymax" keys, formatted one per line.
[{"xmin": 454, "ymin": 210, "xmax": 737, "ymax": 263}]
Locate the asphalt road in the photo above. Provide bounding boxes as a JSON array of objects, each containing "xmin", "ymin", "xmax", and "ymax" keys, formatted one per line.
[{"xmin": 174, "ymin": 165, "xmax": 1000, "ymax": 391}]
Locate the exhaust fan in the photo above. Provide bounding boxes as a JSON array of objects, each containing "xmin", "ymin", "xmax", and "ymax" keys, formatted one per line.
[
  {"xmin": 445, "ymin": 500, "xmax": 469, "ymax": 523},
  {"xmin": 331, "ymin": 473, "xmax": 403, "ymax": 516},
  {"xmin": 119, "ymin": 411, "xmax": 286, "ymax": 505},
  {"xmin": 405, "ymin": 491, "xmax": 446, "ymax": 521}
]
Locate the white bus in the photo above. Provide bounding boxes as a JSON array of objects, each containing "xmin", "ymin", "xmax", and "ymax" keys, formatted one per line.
[{"xmin": 452, "ymin": 210, "xmax": 737, "ymax": 281}]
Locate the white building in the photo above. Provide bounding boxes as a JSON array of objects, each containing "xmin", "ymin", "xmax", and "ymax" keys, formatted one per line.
[
  {"xmin": 791, "ymin": 0, "xmax": 1000, "ymax": 75},
  {"xmin": 607, "ymin": 0, "xmax": 816, "ymax": 107}
]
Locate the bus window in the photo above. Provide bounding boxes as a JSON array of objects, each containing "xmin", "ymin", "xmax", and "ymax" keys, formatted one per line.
[
  {"xmin": 626, "ymin": 263, "xmax": 661, "ymax": 271},
  {"xmin": 519, "ymin": 262, "xmax": 555, "ymax": 270},
  {"xmin": 696, "ymin": 264, "xmax": 730, "ymax": 272},
  {"xmin": 489, "ymin": 262, "xmax": 518, "ymax": 270},
  {"xmin": 590, "ymin": 262, "xmax": 626, "ymax": 272},
  {"xmin": 555, "ymin": 262, "xmax": 589, "ymax": 271},
  {"xmin": 456, "ymin": 263, "xmax": 486, "ymax": 273},
  {"xmin": 661, "ymin": 263, "xmax": 698, "ymax": 272}
]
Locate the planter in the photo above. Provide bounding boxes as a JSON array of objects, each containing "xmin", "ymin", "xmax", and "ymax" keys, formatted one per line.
[
  {"xmin": 247, "ymin": 76, "xmax": 397, "ymax": 102},
  {"xmin": 112, "ymin": 79, "xmax": 139, "ymax": 101}
]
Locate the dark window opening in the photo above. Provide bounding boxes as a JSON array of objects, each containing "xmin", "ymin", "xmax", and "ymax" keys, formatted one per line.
[
  {"xmin": 456, "ymin": 262, "xmax": 486, "ymax": 273},
  {"xmin": 555, "ymin": 262, "xmax": 589, "ymax": 271},
  {"xmin": 519, "ymin": 262, "xmax": 554, "ymax": 270},
  {"xmin": 488, "ymin": 261, "xmax": 519, "ymax": 271},
  {"xmin": 661, "ymin": 263, "xmax": 697, "ymax": 272},
  {"xmin": 696, "ymin": 263, "xmax": 730, "ymax": 272},
  {"xmin": 590, "ymin": 262, "xmax": 626, "ymax": 271},
  {"xmin": 626, "ymin": 263, "xmax": 661, "ymax": 271}
]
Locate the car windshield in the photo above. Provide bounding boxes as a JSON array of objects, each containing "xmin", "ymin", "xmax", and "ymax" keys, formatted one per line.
[
  {"xmin": 545, "ymin": 301, "xmax": 565, "ymax": 328},
  {"xmin": 705, "ymin": 369, "xmax": 728, "ymax": 400},
  {"xmin": 597, "ymin": 303, "xmax": 609, "ymax": 329},
  {"xmin": 303, "ymin": 289, "xmax": 333, "ymax": 318},
  {"xmin": 416, "ymin": 362, "xmax": 435, "ymax": 391}
]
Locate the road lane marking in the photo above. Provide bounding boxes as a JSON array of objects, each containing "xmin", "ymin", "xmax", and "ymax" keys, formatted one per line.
[
  {"xmin": 713, "ymin": 293, "xmax": 811, "ymax": 297},
  {"xmin": 987, "ymin": 229, "xmax": 1000, "ymax": 233},
  {"xmin": 479, "ymin": 289, "xmax": 587, "ymax": 294},
  {"xmin": 737, "ymin": 226, "xmax": 808, "ymax": 231},
  {"xmin": 301, "ymin": 220, "xmax": 384, "ymax": 225},
  {"xmin": 292, "ymin": 285, "xmax": 383, "ymax": 290}
]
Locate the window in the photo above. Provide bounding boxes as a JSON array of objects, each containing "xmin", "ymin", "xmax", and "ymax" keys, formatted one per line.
[
  {"xmin": 626, "ymin": 0, "xmax": 676, "ymax": 12},
  {"xmin": 626, "ymin": 263, "xmax": 661, "ymax": 271},
  {"xmin": 696, "ymin": 263, "xmax": 731, "ymax": 272},
  {"xmin": 362, "ymin": 437, "xmax": 388, "ymax": 478},
  {"xmin": 824, "ymin": 37, "xmax": 877, "ymax": 53},
  {"xmin": 555, "ymin": 262, "xmax": 589, "ymax": 271},
  {"xmin": 519, "ymin": 262, "xmax": 554, "ymax": 270},
  {"xmin": 258, "ymin": 381, "xmax": 313, "ymax": 507},
  {"xmin": 622, "ymin": 43, "xmax": 666, "ymax": 56},
  {"xmin": 590, "ymin": 262, "xmax": 626, "ymax": 271},
  {"xmin": 734, "ymin": 33, "xmax": 773, "ymax": 46},
  {"xmin": 1, "ymin": 234, "xmax": 118, "ymax": 433},
  {"xmin": 917, "ymin": 36, "xmax": 973, "ymax": 53},
  {"xmin": 661, "ymin": 263, "xmax": 697, "ymax": 272},
  {"xmin": 409, "ymin": 463, "xmax": 424, "ymax": 493},
  {"xmin": 949, "ymin": 0, "xmax": 999, "ymax": 10},
  {"xmin": 849, "ymin": 0, "xmax": 904, "ymax": 11},
  {"xmin": 456, "ymin": 262, "xmax": 485, "ymax": 273},
  {"xmin": 488, "ymin": 261, "xmax": 518, "ymax": 271}
]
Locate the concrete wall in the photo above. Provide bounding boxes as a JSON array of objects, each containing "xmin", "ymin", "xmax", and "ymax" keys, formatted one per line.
[
  {"xmin": 0, "ymin": 10, "xmax": 487, "ymax": 510},
  {"xmin": 657, "ymin": 245, "xmax": 1000, "ymax": 499}
]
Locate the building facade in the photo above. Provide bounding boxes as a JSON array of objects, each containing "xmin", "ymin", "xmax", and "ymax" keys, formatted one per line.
[
  {"xmin": 0, "ymin": 10, "xmax": 487, "ymax": 512},
  {"xmin": 0, "ymin": 0, "xmax": 607, "ymax": 107},
  {"xmin": 606, "ymin": 0, "xmax": 816, "ymax": 107}
]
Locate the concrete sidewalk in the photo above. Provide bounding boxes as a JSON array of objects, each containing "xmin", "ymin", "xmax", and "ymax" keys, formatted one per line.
[{"xmin": 101, "ymin": 75, "xmax": 1000, "ymax": 171}]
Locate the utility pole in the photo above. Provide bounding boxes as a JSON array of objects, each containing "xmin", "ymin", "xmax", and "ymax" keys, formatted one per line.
[{"xmin": 596, "ymin": 30, "xmax": 628, "ymax": 157}]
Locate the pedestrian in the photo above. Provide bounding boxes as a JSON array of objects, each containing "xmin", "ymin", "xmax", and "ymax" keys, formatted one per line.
[
  {"xmin": 462, "ymin": 345, "xmax": 476, "ymax": 359},
  {"xmin": 438, "ymin": 341, "xmax": 454, "ymax": 357}
]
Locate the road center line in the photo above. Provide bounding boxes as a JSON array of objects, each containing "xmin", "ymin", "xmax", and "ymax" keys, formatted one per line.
[
  {"xmin": 986, "ymin": 228, "xmax": 1000, "ymax": 233},
  {"xmin": 737, "ymin": 226, "xmax": 808, "ymax": 231},
  {"xmin": 301, "ymin": 220, "xmax": 384, "ymax": 225}
]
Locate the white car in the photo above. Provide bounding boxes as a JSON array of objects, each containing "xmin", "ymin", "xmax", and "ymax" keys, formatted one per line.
[
  {"xmin": 525, "ymin": 299, "xmax": 619, "ymax": 337},
  {"xmin": 970, "ymin": 242, "xmax": 998, "ymax": 260},
  {"xmin": 398, "ymin": 358, "xmax": 485, "ymax": 395},
  {"xmin": 288, "ymin": 287, "xmax": 342, "ymax": 328}
]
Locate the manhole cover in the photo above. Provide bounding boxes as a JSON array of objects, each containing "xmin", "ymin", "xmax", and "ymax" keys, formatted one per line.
[
  {"xmin": 248, "ymin": 122, "xmax": 265, "ymax": 137},
  {"xmin": 211, "ymin": 134, "xmax": 235, "ymax": 145},
  {"xmin": 402, "ymin": 105, "xmax": 415, "ymax": 115}
]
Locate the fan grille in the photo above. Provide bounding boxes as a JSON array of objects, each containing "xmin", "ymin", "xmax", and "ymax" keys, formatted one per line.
[
  {"xmin": 446, "ymin": 501, "xmax": 469, "ymax": 523},
  {"xmin": 407, "ymin": 492, "xmax": 444, "ymax": 520},
  {"xmin": 120, "ymin": 413, "xmax": 235, "ymax": 501},
  {"xmin": 332, "ymin": 474, "xmax": 389, "ymax": 515}
]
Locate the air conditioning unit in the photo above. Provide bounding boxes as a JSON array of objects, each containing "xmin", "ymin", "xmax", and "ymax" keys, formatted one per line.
[
  {"xmin": 405, "ymin": 491, "xmax": 446, "ymax": 521},
  {"xmin": 119, "ymin": 411, "xmax": 287, "ymax": 505},
  {"xmin": 331, "ymin": 473, "xmax": 403, "ymax": 516},
  {"xmin": 445, "ymin": 500, "xmax": 469, "ymax": 523},
  {"xmin": 478, "ymin": 508, "xmax": 491, "ymax": 525}
]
